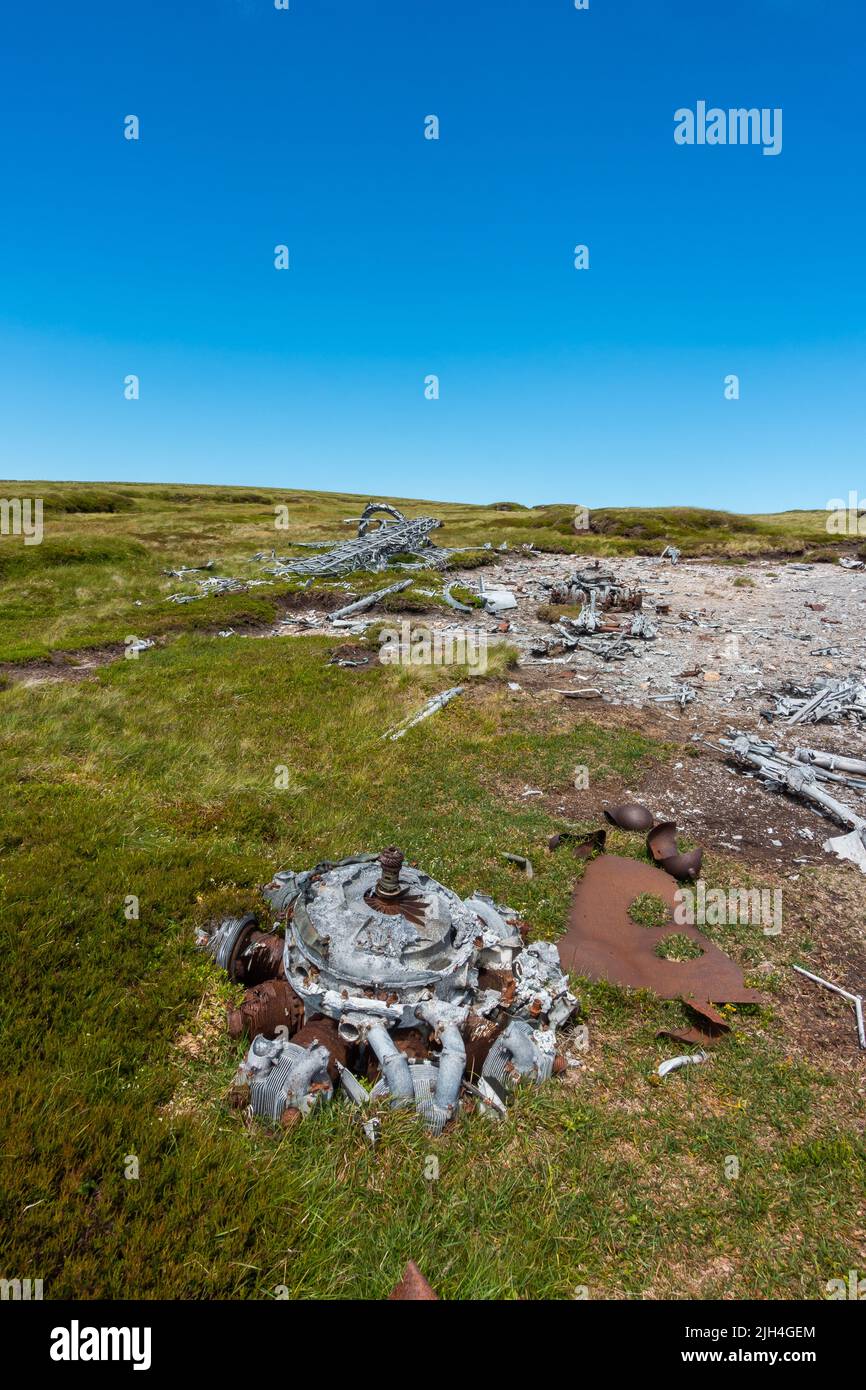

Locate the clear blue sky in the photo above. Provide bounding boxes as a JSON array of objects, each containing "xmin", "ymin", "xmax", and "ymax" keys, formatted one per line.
[{"xmin": 1, "ymin": 0, "xmax": 863, "ymax": 510}]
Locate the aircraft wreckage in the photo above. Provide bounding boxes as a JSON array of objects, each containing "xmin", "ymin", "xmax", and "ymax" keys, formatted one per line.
[
  {"xmin": 199, "ymin": 847, "xmax": 579, "ymax": 1134},
  {"xmin": 269, "ymin": 502, "xmax": 450, "ymax": 578}
]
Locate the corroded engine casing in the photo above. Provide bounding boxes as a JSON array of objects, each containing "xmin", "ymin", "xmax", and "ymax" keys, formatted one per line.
[{"xmin": 284, "ymin": 858, "xmax": 486, "ymax": 1028}]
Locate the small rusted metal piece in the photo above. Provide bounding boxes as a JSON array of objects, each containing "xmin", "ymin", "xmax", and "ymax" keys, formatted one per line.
[
  {"xmin": 603, "ymin": 803, "xmax": 654, "ymax": 832},
  {"xmin": 657, "ymin": 996, "xmax": 731, "ymax": 1047},
  {"xmin": 388, "ymin": 1261, "xmax": 439, "ymax": 1301},
  {"xmin": 647, "ymin": 821, "xmax": 678, "ymax": 861},
  {"xmin": 227, "ymin": 979, "xmax": 305, "ymax": 1042},
  {"xmin": 647, "ymin": 823, "xmax": 703, "ymax": 880},
  {"xmin": 547, "ymin": 828, "xmax": 606, "ymax": 859}
]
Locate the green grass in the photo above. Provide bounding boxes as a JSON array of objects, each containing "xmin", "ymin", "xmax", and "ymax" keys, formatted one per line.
[
  {"xmin": 0, "ymin": 631, "xmax": 863, "ymax": 1300},
  {"xmin": 0, "ymin": 481, "xmax": 861, "ymax": 662},
  {"xmin": 628, "ymin": 892, "xmax": 670, "ymax": 928}
]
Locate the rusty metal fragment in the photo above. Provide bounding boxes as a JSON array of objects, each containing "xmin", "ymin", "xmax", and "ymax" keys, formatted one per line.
[
  {"xmin": 548, "ymin": 827, "xmax": 607, "ymax": 859},
  {"xmin": 647, "ymin": 822, "xmax": 703, "ymax": 881},
  {"xmin": 388, "ymin": 1261, "xmax": 439, "ymax": 1301},
  {"xmin": 603, "ymin": 802, "xmax": 654, "ymax": 832},
  {"xmin": 227, "ymin": 979, "xmax": 305, "ymax": 1041},
  {"xmin": 557, "ymin": 855, "xmax": 762, "ymax": 1004},
  {"xmin": 657, "ymin": 996, "xmax": 731, "ymax": 1048}
]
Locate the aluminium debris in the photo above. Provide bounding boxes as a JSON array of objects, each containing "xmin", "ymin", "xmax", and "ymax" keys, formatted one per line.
[
  {"xmin": 328, "ymin": 579, "xmax": 412, "ymax": 620},
  {"xmin": 772, "ymin": 678, "xmax": 866, "ymax": 726},
  {"xmin": 442, "ymin": 580, "xmax": 474, "ymax": 613},
  {"xmin": 718, "ymin": 734, "xmax": 866, "ymax": 845},
  {"xmin": 657, "ymin": 1051, "xmax": 708, "ymax": 1078},
  {"xmin": 822, "ymin": 830, "xmax": 866, "ymax": 875},
  {"xmin": 381, "ymin": 686, "xmax": 464, "ymax": 740},
  {"xmin": 162, "ymin": 561, "xmax": 215, "ymax": 578},
  {"xmin": 269, "ymin": 502, "xmax": 448, "ymax": 578},
  {"xmin": 792, "ymin": 965, "xmax": 866, "ymax": 1049},
  {"xmin": 201, "ymin": 846, "xmax": 579, "ymax": 1135}
]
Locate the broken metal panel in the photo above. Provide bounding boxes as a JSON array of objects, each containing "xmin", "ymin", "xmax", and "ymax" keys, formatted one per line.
[
  {"xmin": 556, "ymin": 854, "xmax": 762, "ymax": 1005},
  {"xmin": 657, "ymin": 997, "xmax": 730, "ymax": 1048}
]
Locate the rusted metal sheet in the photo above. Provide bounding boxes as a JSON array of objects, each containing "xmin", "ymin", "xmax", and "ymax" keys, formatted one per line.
[
  {"xmin": 557, "ymin": 855, "xmax": 762, "ymax": 1004},
  {"xmin": 657, "ymin": 996, "xmax": 731, "ymax": 1047},
  {"xmin": 388, "ymin": 1261, "xmax": 439, "ymax": 1300}
]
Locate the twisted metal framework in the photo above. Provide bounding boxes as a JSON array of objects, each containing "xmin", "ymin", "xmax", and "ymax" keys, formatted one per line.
[{"xmin": 274, "ymin": 503, "xmax": 446, "ymax": 578}]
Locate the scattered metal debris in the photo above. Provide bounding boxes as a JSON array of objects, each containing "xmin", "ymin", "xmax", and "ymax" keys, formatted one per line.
[
  {"xmin": 649, "ymin": 684, "xmax": 695, "ymax": 709},
  {"xmin": 718, "ymin": 734, "xmax": 866, "ymax": 844},
  {"xmin": 773, "ymin": 678, "xmax": 866, "ymax": 726},
  {"xmin": 382, "ymin": 686, "xmax": 464, "ymax": 741},
  {"xmin": 657, "ymin": 1051, "xmax": 708, "ymax": 1078},
  {"xmin": 271, "ymin": 503, "xmax": 447, "ymax": 578},
  {"xmin": 328, "ymin": 579, "xmax": 412, "ymax": 620},
  {"xmin": 544, "ymin": 566, "xmax": 643, "ymax": 612},
  {"xmin": 502, "ymin": 852, "xmax": 533, "ymax": 878},
  {"xmin": 792, "ymin": 965, "xmax": 866, "ymax": 1049},
  {"xmin": 168, "ymin": 575, "xmax": 273, "ymax": 603},
  {"xmin": 163, "ymin": 561, "xmax": 215, "ymax": 578}
]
